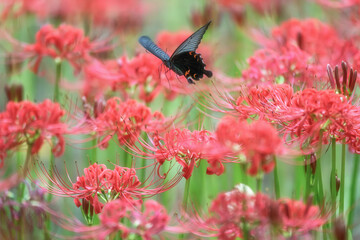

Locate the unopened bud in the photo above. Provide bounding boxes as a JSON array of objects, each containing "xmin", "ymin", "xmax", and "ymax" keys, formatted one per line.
[
  {"xmin": 5, "ymin": 84, "xmax": 23, "ymax": 102},
  {"xmin": 334, "ymin": 217, "xmax": 347, "ymax": 240}
]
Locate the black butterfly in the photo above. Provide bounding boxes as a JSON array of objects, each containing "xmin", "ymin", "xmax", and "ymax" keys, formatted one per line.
[{"xmin": 138, "ymin": 21, "xmax": 212, "ymax": 84}]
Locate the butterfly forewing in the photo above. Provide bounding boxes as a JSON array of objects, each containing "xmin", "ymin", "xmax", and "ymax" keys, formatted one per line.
[
  {"xmin": 138, "ymin": 36, "xmax": 170, "ymax": 61},
  {"xmin": 170, "ymin": 21, "xmax": 211, "ymax": 59}
]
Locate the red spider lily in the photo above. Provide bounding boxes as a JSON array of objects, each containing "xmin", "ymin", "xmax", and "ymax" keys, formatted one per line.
[
  {"xmin": 0, "ymin": 99, "xmax": 67, "ymax": 168},
  {"xmin": 126, "ymin": 128, "xmax": 231, "ymax": 179},
  {"xmin": 184, "ymin": 189, "xmax": 328, "ymax": 239},
  {"xmin": 86, "ymin": 97, "xmax": 170, "ymax": 148},
  {"xmin": 23, "ymin": 24, "xmax": 98, "ymax": 73},
  {"xmin": 216, "ymin": 0, "xmax": 285, "ymax": 25},
  {"xmin": 183, "ymin": 190, "xmax": 272, "ymax": 239},
  {"xmin": 130, "ymin": 200, "xmax": 172, "ymax": 239},
  {"xmin": 214, "ymin": 116, "xmax": 284, "ymax": 175},
  {"xmin": 112, "ymin": 53, "xmax": 196, "ymax": 103},
  {"xmin": 257, "ymin": 18, "xmax": 358, "ymax": 67},
  {"xmin": 234, "ymin": 84, "xmax": 360, "ymax": 152},
  {"xmin": 315, "ymin": 0, "xmax": 360, "ymax": 8},
  {"xmin": 1, "ymin": 0, "xmax": 51, "ymax": 20},
  {"xmin": 241, "ymin": 44, "xmax": 325, "ymax": 88},
  {"xmin": 82, "ymin": 59, "xmax": 123, "ymax": 101},
  {"xmin": 50, "ymin": 198, "xmax": 183, "ymax": 240},
  {"xmin": 278, "ymin": 198, "xmax": 329, "ymax": 233},
  {"xmin": 56, "ymin": 0, "xmax": 144, "ymax": 31},
  {"xmin": 99, "ymin": 199, "xmax": 182, "ymax": 239},
  {"xmin": 1, "ymin": 0, "xmax": 144, "ymax": 31},
  {"xmin": 34, "ymin": 162, "xmax": 176, "ymax": 214}
]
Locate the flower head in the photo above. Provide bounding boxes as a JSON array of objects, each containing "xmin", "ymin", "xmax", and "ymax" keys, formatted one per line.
[
  {"xmin": 88, "ymin": 97, "xmax": 168, "ymax": 148},
  {"xmin": 234, "ymin": 84, "xmax": 360, "ymax": 152},
  {"xmin": 241, "ymin": 44, "xmax": 325, "ymax": 88},
  {"xmin": 96, "ymin": 199, "xmax": 175, "ymax": 240},
  {"xmin": 266, "ymin": 19, "xmax": 357, "ymax": 66},
  {"xmin": 35, "ymin": 163, "xmax": 156, "ymax": 214},
  {"xmin": 112, "ymin": 53, "xmax": 194, "ymax": 103},
  {"xmin": 214, "ymin": 116, "xmax": 284, "ymax": 175},
  {"xmin": 278, "ymin": 198, "xmax": 328, "ymax": 233},
  {"xmin": 127, "ymin": 128, "xmax": 227, "ymax": 179},
  {"xmin": 184, "ymin": 189, "xmax": 328, "ymax": 239},
  {"xmin": 0, "ymin": 99, "xmax": 67, "ymax": 167},
  {"xmin": 24, "ymin": 24, "xmax": 94, "ymax": 73}
]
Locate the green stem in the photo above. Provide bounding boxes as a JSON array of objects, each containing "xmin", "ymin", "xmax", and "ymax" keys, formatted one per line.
[
  {"xmin": 273, "ymin": 157, "xmax": 280, "ymax": 199},
  {"xmin": 316, "ymin": 155, "xmax": 324, "ymax": 204},
  {"xmin": 348, "ymin": 154, "xmax": 359, "ymax": 227},
  {"xmin": 305, "ymin": 155, "xmax": 311, "ymax": 199},
  {"xmin": 241, "ymin": 163, "xmax": 248, "ymax": 186},
  {"xmin": 179, "ymin": 177, "xmax": 192, "ymax": 240},
  {"xmin": 53, "ymin": 59, "xmax": 62, "ymax": 103},
  {"xmin": 182, "ymin": 177, "xmax": 191, "ymax": 211},
  {"xmin": 331, "ymin": 138, "xmax": 337, "ymax": 218},
  {"xmin": 339, "ymin": 140, "xmax": 346, "ymax": 214},
  {"xmin": 46, "ymin": 155, "xmax": 55, "ymax": 204},
  {"xmin": 22, "ymin": 144, "xmax": 33, "ymax": 177},
  {"xmin": 315, "ymin": 130, "xmax": 324, "ymax": 204},
  {"xmin": 91, "ymin": 138, "xmax": 97, "ymax": 164},
  {"xmin": 256, "ymin": 175, "xmax": 263, "ymax": 192}
]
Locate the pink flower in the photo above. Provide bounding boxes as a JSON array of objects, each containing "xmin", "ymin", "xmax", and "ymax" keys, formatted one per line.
[
  {"xmin": 265, "ymin": 19, "xmax": 357, "ymax": 66},
  {"xmin": 131, "ymin": 200, "xmax": 170, "ymax": 240},
  {"xmin": 82, "ymin": 59, "xmax": 123, "ymax": 101},
  {"xmin": 315, "ymin": 0, "xmax": 360, "ymax": 8},
  {"xmin": 56, "ymin": 0, "xmax": 144, "ymax": 30},
  {"xmin": 185, "ymin": 189, "xmax": 328, "ymax": 239},
  {"xmin": 96, "ymin": 199, "xmax": 176, "ymax": 240},
  {"xmin": 241, "ymin": 44, "xmax": 324, "ymax": 88},
  {"xmin": 278, "ymin": 198, "xmax": 328, "ymax": 233},
  {"xmin": 1, "ymin": 0, "xmax": 51, "ymax": 20}
]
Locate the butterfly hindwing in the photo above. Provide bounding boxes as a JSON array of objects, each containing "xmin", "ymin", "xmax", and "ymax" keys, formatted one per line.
[
  {"xmin": 138, "ymin": 36, "xmax": 170, "ymax": 61},
  {"xmin": 170, "ymin": 21, "xmax": 211, "ymax": 59},
  {"xmin": 171, "ymin": 51, "xmax": 212, "ymax": 84}
]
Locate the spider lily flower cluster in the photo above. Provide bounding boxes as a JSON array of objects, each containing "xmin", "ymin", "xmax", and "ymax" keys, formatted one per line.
[{"xmin": 1, "ymin": 0, "xmax": 360, "ymax": 239}]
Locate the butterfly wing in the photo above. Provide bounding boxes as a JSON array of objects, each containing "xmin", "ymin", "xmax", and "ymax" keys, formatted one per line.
[
  {"xmin": 170, "ymin": 21, "xmax": 211, "ymax": 59},
  {"xmin": 138, "ymin": 36, "xmax": 170, "ymax": 61}
]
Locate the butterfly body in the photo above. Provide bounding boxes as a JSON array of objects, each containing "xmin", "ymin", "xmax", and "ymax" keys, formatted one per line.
[{"xmin": 138, "ymin": 21, "xmax": 212, "ymax": 84}]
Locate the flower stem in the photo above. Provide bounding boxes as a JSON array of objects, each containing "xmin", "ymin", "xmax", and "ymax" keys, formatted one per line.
[
  {"xmin": 22, "ymin": 144, "xmax": 33, "ymax": 177},
  {"xmin": 90, "ymin": 138, "xmax": 97, "ymax": 164},
  {"xmin": 273, "ymin": 157, "xmax": 280, "ymax": 199},
  {"xmin": 305, "ymin": 155, "xmax": 311, "ymax": 199},
  {"xmin": 331, "ymin": 138, "xmax": 337, "ymax": 218},
  {"xmin": 241, "ymin": 163, "xmax": 248, "ymax": 185},
  {"xmin": 315, "ymin": 130, "xmax": 324, "ymax": 204},
  {"xmin": 182, "ymin": 177, "xmax": 191, "ymax": 211},
  {"xmin": 339, "ymin": 140, "xmax": 346, "ymax": 214},
  {"xmin": 53, "ymin": 58, "xmax": 62, "ymax": 103},
  {"xmin": 256, "ymin": 175, "xmax": 263, "ymax": 192},
  {"xmin": 348, "ymin": 154, "xmax": 359, "ymax": 227}
]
